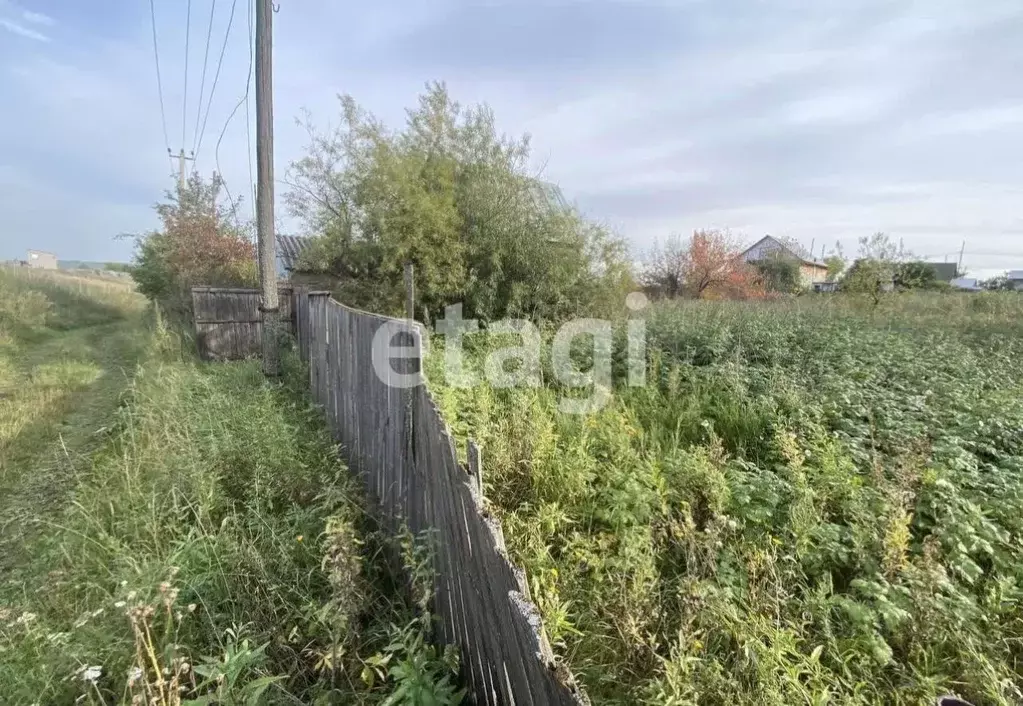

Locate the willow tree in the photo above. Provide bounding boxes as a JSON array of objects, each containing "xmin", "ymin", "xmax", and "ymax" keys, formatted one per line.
[{"xmin": 285, "ymin": 83, "xmax": 632, "ymax": 322}]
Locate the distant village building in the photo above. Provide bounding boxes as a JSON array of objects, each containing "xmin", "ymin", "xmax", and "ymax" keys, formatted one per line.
[
  {"xmin": 1008, "ymin": 271, "xmax": 1023, "ymax": 291},
  {"xmin": 921, "ymin": 262, "xmax": 959, "ymax": 282},
  {"xmin": 741, "ymin": 235, "xmax": 829, "ymax": 287},
  {"xmin": 276, "ymin": 234, "xmax": 311, "ymax": 275},
  {"xmin": 26, "ymin": 249, "xmax": 58, "ymax": 269},
  {"xmin": 275, "ymin": 234, "xmax": 339, "ymax": 289},
  {"xmin": 951, "ymin": 277, "xmax": 983, "ymax": 291}
]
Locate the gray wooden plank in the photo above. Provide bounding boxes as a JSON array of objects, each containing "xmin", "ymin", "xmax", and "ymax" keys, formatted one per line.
[{"xmin": 190, "ymin": 289, "xmax": 589, "ymax": 705}]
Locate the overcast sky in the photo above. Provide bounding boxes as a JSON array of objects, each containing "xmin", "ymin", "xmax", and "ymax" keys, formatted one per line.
[{"xmin": 1, "ymin": 0, "xmax": 1021, "ymax": 277}]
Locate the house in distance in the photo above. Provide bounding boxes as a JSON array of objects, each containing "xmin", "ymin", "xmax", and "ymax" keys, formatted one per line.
[
  {"xmin": 26, "ymin": 249, "xmax": 58, "ymax": 269},
  {"xmin": 275, "ymin": 234, "xmax": 338, "ymax": 289},
  {"xmin": 741, "ymin": 235, "xmax": 829, "ymax": 288}
]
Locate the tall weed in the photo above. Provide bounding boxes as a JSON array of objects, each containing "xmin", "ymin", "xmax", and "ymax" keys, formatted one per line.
[{"xmin": 430, "ymin": 293, "xmax": 1023, "ymax": 705}]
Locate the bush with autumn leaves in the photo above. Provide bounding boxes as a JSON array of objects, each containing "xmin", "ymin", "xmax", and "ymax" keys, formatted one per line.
[
  {"xmin": 127, "ymin": 173, "xmax": 257, "ymax": 316},
  {"xmin": 642, "ymin": 229, "xmax": 768, "ymax": 300}
]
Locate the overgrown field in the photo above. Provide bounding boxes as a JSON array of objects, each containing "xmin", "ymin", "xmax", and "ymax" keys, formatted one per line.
[
  {"xmin": 0, "ymin": 270, "xmax": 460, "ymax": 705},
  {"xmin": 432, "ymin": 293, "xmax": 1023, "ymax": 705}
]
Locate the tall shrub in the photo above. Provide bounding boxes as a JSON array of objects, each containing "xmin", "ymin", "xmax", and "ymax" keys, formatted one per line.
[
  {"xmin": 128, "ymin": 173, "xmax": 257, "ymax": 317},
  {"xmin": 286, "ymin": 83, "xmax": 633, "ymax": 321}
]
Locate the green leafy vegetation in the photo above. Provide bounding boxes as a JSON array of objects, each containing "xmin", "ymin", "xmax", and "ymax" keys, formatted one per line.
[
  {"xmin": 430, "ymin": 292, "xmax": 1023, "ymax": 705},
  {"xmin": 754, "ymin": 251, "xmax": 802, "ymax": 294},
  {"xmin": 286, "ymin": 82, "xmax": 633, "ymax": 321},
  {"xmin": 0, "ymin": 270, "xmax": 460, "ymax": 705}
]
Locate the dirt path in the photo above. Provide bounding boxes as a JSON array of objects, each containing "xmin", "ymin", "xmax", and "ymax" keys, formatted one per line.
[{"xmin": 0, "ymin": 286, "xmax": 149, "ymax": 575}]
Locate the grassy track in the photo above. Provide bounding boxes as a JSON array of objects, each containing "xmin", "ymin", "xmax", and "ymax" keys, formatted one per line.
[
  {"xmin": 0, "ymin": 268, "xmax": 460, "ymax": 705},
  {"xmin": 0, "ymin": 270, "xmax": 149, "ymax": 572}
]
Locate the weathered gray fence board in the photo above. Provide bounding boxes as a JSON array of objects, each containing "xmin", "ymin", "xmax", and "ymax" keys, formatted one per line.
[
  {"xmin": 196, "ymin": 284, "xmax": 587, "ymax": 705},
  {"xmin": 191, "ymin": 285, "xmax": 294, "ymax": 360}
]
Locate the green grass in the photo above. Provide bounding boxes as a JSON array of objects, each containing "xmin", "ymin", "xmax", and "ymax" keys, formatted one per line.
[
  {"xmin": 430, "ymin": 291, "xmax": 1023, "ymax": 705},
  {"xmin": 0, "ymin": 269, "xmax": 461, "ymax": 705},
  {"xmin": 1, "ymin": 267, "xmax": 150, "ymax": 561}
]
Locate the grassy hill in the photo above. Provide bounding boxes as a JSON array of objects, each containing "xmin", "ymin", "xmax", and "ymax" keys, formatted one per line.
[{"xmin": 57, "ymin": 260, "xmax": 131, "ymax": 272}]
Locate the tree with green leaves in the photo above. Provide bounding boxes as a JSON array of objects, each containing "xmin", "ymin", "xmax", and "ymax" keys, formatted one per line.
[
  {"xmin": 894, "ymin": 261, "xmax": 941, "ymax": 290},
  {"xmin": 982, "ymin": 274, "xmax": 1017, "ymax": 291},
  {"xmin": 754, "ymin": 251, "xmax": 802, "ymax": 293},
  {"xmin": 841, "ymin": 232, "xmax": 909, "ymax": 304},
  {"xmin": 824, "ymin": 241, "xmax": 847, "ymax": 281},
  {"xmin": 285, "ymin": 83, "xmax": 632, "ymax": 322}
]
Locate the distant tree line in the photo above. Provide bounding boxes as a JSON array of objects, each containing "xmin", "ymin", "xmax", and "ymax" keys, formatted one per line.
[
  {"xmin": 641, "ymin": 230, "xmax": 994, "ymax": 303},
  {"xmin": 124, "ymin": 82, "xmax": 1017, "ymax": 324}
]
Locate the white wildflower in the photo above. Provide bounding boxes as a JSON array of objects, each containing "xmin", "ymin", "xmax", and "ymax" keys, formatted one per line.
[
  {"xmin": 78, "ymin": 665, "xmax": 103, "ymax": 683},
  {"xmin": 114, "ymin": 601, "xmax": 126, "ymax": 609},
  {"xmin": 127, "ymin": 666, "xmax": 143, "ymax": 686},
  {"xmin": 17, "ymin": 612, "xmax": 37, "ymax": 624}
]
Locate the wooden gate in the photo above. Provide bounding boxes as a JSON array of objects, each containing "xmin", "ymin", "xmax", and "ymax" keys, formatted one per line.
[{"xmin": 191, "ymin": 285, "xmax": 293, "ymax": 360}]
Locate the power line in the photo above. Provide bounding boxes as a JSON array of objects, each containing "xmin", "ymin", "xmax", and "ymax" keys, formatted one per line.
[
  {"xmin": 182, "ymin": 0, "xmax": 192, "ymax": 150},
  {"xmin": 148, "ymin": 0, "xmax": 173, "ymax": 171},
  {"xmin": 214, "ymin": 0, "xmax": 253, "ymax": 223},
  {"xmin": 192, "ymin": 0, "xmax": 218, "ymax": 156},
  {"xmin": 194, "ymin": 0, "xmax": 239, "ymax": 163},
  {"xmin": 216, "ymin": 92, "xmax": 248, "ymax": 221}
]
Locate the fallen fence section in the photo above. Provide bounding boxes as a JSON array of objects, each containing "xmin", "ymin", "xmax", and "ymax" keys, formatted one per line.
[
  {"xmin": 191, "ymin": 285, "xmax": 293, "ymax": 360},
  {"xmin": 295, "ymin": 288, "xmax": 589, "ymax": 706}
]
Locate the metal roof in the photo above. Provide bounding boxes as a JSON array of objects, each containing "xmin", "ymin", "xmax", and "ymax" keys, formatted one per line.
[
  {"xmin": 742, "ymin": 235, "xmax": 827, "ymax": 266},
  {"xmin": 922, "ymin": 262, "xmax": 958, "ymax": 282},
  {"xmin": 951, "ymin": 277, "xmax": 982, "ymax": 291},
  {"xmin": 276, "ymin": 234, "xmax": 312, "ymax": 271}
]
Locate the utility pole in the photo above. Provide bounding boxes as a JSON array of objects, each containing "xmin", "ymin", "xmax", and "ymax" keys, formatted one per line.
[
  {"xmin": 169, "ymin": 148, "xmax": 195, "ymax": 190},
  {"xmin": 957, "ymin": 240, "xmax": 966, "ymax": 277},
  {"xmin": 255, "ymin": 0, "xmax": 279, "ymax": 376}
]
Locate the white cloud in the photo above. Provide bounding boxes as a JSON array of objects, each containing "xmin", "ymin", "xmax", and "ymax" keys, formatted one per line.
[
  {"xmin": 907, "ymin": 106, "xmax": 1023, "ymax": 138},
  {"xmin": 21, "ymin": 10, "xmax": 54, "ymax": 26},
  {"xmin": 0, "ymin": 17, "xmax": 48, "ymax": 41},
  {"xmin": 1, "ymin": 0, "xmax": 1023, "ymax": 272}
]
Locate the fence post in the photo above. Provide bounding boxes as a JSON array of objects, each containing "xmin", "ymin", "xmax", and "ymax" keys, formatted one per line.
[
  {"xmin": 309, "ymin": 292, "xmax": 330, "ymax": 405},
  {"xmin": 404, "ymin": 264, "xmax": 417, "ymax": 473},
  {"xmin": 404, "ymin": 262, "xmax": 415, "ymax": 322},
  {"xmin": 468, "ymin": 439, "xmax": 483, "ymax": 497}
]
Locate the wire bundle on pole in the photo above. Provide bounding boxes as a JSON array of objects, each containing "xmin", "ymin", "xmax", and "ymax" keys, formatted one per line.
[{"xmin": 147, "ymin": 0, "xmax": 255, "ymax": 208}]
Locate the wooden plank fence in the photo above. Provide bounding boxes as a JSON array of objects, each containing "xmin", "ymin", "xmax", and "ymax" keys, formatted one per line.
[
  {"xmin": 203, "ymin": 285, "xmax": 588, "ymax": 704},
  {"xmin": 191, "ymin": 285, "xmax": 294, "ymax": 360}
]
